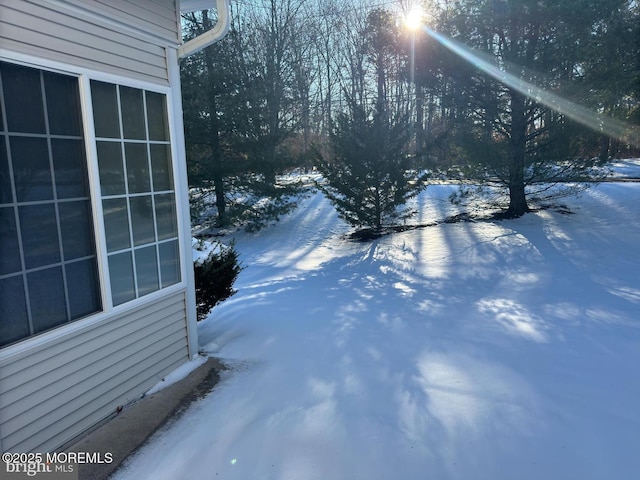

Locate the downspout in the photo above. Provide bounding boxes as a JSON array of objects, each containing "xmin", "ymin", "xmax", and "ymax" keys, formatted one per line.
[
  {"xmin": 173, "ymin": 0, "xmax": 230, "ymax": 359},
  {"xmin": 168, "ymin": 48, "xmax": 199, "ymax": 360},
  {"xmin": 178, "ymin": 0, "xmax": 231, "ymax": 59}
]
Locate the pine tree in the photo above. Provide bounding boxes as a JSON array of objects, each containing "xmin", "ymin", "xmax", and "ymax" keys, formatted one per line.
[
  {"xmin": 182, "ymin": 6, "xmax": 310, "ymax": 232},
  {"xmin": 429, "ymin": 0, "xmax": 632, "ymax": 217},
  {"xmin": 317, "ymin": 101, "xmax": 426, "ymax": 233}
]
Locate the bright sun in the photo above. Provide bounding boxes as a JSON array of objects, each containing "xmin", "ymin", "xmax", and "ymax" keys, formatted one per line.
[{"xmin": 404, "ymin": 5, "xmax": 425, "ymax": 31}]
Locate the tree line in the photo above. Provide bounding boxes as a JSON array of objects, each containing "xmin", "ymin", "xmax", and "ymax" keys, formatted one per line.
[{"xmin": 181, "ymin": 0, "xmax": 639, "ymax": 232}]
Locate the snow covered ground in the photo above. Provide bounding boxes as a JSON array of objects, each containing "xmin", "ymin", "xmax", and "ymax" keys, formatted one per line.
[{"xmin": 116, "ymin": 161, "xmax": 640, "ymax": 480}]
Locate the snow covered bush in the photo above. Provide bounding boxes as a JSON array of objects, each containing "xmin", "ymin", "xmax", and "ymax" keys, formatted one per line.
[{"xmin": 193, "ymin": 240, "xmax": 243, "ymax": 320}]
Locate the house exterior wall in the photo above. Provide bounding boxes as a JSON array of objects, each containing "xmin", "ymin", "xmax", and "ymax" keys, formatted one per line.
[
  {"xmin": 0, "ymin": 0, "xmax": 197, "ymax": 453},
  {"xmin": 0, "ymin": 0, "xmax": 179, "ymax": 85},
  {"xmin": 0, "ymin": 290, "xmax": 188, "ymax": 452}
]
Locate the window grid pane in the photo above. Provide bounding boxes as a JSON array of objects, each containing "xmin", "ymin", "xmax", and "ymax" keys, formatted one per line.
[
  {"xmin": 0, "ymin": 61, "xmax": 101, "ymax": 348},
  {"xmin": 130, "ymin": 195, "xmax": 156, "ymax": 246},
  {"xmin": 159, "ymin": 240, "xmax": 180, "ymax": 288},
  {"xmin": 10, "ymin": 136, "xmax": 53, "ymax": 202},
  {"xmin": 97, "ymin": 141, "xmax": 126, "ymax": 195},
  {"xmin": 124, "ymin": 142, "xmax": 151, "ymax": 193},
  {"xmin": 93, "ymin": 82, "xmax": 180, "ymax": 306},
  {"xmin": 0, "ymin": 276, "xmax": 30, "ymax": 346},
  {"xmin": 103, "ymin": 197, "xmax": 131, "ymax": 252},
  {"xmin": 90, "ymin": 80, "xmax": 120, "ymax": 138},
  {"xmin": 66, "ymin": 259, "xmax": 101, "ymax": 320},
  {"xmin": 0, "ymin": 206, "xmax": 21, "ymax": 275},
  {"xmin": 28, "ymin": 267, "xmax": 67, "ymax": 333},
  {"xmin": 53, "ymin": 138, "xmax": 90, "ymax": 199},
  {"xmin": 146, "ymin": 91, "xmax": 169, "ymax": 141},
  {"xmin": 1, "ymin": 62, "xmax": 46, "ymax": 134},
  {"xmin": 120, "ymin": 86, "xmax": 146, "ymax": 140},
  {"xmin": 19, "ymin": 203, "xmax": 61, "ymax": 269},
  {"xmin": 135, "ymin": 245, "xmax": 159, "ymax": 296},
  {"xmin": 0, "ymin": 136, "xmax": 13, "ymax": 204},
  {"xmin": 108, "ymin": 251, "xmax": 135, "ymax": 306}
]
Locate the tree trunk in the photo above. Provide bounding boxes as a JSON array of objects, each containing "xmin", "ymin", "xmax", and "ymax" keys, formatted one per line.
[
  {"xmin": 263, "ymin": 139, "xmax": 278, "ymax": 187},
  {"xmin": 506, "ymin": 91, "xmax": 529, "ymax": 217},
  {"xmin": 212, "ymin": 169, "xmax": 226, "ymax": 225},
  {"xmin": 202, "ymin": 11, "xmax": 227, "ymax": 226},
  {"xmin": 374, "ymin": 188, "xmax": 382, "ymax": 232},
  {"xmin": 415, "ymin": 83, "xmax": 424, "ymax": 156},
  {"xmin": 599, "ymin": 135, "xmax": 610, "ymax": 163},
  {"xmin": 506, "ymin": 183, "xmax": 528, "ymax": 217}
]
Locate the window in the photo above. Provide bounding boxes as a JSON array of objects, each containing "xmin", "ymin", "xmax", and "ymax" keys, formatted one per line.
[
  {"xmin": 0, "ymin": 60, "xmax": 182, "ymax": 348},
  {"xmin": 91, "ymin": 81, "xmax": 180, "ymax": 306},
  {"xmin": 0, "ymin": 62, "xmax": 101, "ymax": 347}
]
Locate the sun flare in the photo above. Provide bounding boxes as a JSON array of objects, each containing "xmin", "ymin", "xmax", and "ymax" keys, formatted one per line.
[{"xmin": 404, "ymin": 5, "xmax": 425, "ymax": 31}]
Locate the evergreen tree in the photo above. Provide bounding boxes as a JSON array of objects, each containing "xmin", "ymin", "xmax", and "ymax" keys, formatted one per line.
[
  {"xmin": 181, "ymin": 6, "xmax": 310, "ymax": 231},
  {"xmin": 317, "ymin": 101, "xmax": 426, "ymax": 233},
  {"xmin": 316, "ymin": 7, "xmax": 426, "ymax": 234},
  {"xmin": 429, "ymin": 0, "xmax": 632, "ymax": 217},
  {"xmin": 181, "ymin": 11, "xmax": 246, "ymax": 227},
  {"xmin": 578, "ymin": 0, "xmax": 640, "ymax": 159}
]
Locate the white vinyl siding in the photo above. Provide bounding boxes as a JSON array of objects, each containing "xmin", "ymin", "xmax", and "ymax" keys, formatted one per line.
[
  {"xmin": 0, "ymin": 290, "xmax": 189, "ymax": 452},
  {"xmin": 66, "ymin": 0, "xmax": 180, "ymax": 41},
  {"xmin": 0, "ymin": 0, "xmax": 178, "ymax": 86}
]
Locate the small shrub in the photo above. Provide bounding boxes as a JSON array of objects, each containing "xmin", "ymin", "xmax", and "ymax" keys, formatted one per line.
[{"xmin": 194, "ymin": 241, "xmax": 243, "ymax": 320}]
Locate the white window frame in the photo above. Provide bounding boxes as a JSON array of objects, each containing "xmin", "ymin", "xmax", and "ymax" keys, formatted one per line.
[
  {"xmin": 85, "ymin": 78, "xmax": 182, "ymax": 308},
  {"xmin": 0, "ymin": 49, "xmax": 191, "ymax": 354}
]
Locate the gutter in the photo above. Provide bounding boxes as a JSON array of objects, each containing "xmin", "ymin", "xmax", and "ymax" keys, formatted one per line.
[{"xmin": 178, "ymin": 0, "xmax": 231, "ymax": 58}]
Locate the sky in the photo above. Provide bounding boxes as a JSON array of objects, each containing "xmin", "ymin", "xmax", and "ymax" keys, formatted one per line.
[{"xmin": 115, "ymin": 161, "xmax": 640, "ymax": 480}]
